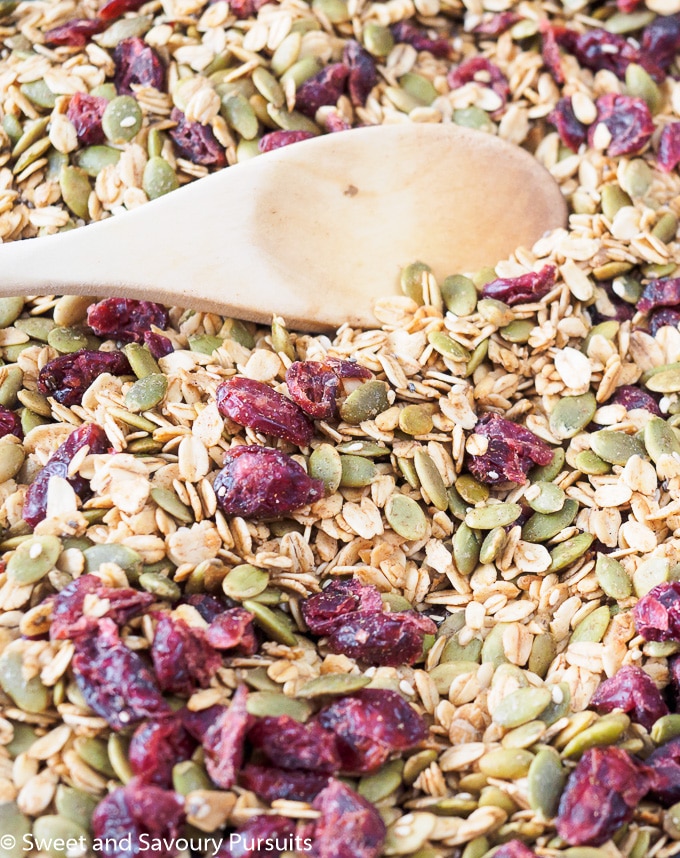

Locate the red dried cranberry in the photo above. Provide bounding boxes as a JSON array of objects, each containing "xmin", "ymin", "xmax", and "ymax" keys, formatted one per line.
[
  {"xmin": 44, "ymin": 18, "xmax": 107, "ymax": 46},
  {"xmin": 343, "ymin": 41, "xmax": 378, "ymax": 107},
  {"xmin": 114, "ymin": 37, "xmax": 166, "ymax": 94},
  {"xmin": 92, "ymin": 778, "xmax": 185, "ymax": 858},
  {"xmin": 482, "ymin": 265, "xmax": 556, "ymax": 306},
  {"xmin": 608, "ymin": 385, "xmax": 661, "ymax": 416},
  {"xmin": 0, "ymin": 405, "xmax": 21, "ymax": 440},
  {"xmin": 169, "ymin": 107, "xmax": 226, "ymax": 167},
  {"xmin": 657, "ymin": 123, "xmax": 680, "ymax": 173},
  {"xmin": 129, "ymin": 714, "xmax": 196, "ymax": 787},
  {"xmin": 214, "ymin": 446, "xmax": 324, "ymax": 519},
  {"xmin": 241, "ymin": 764, "xmax": 329, "ymax": 803},
  {"xmin": 87, "ymin": 297, "xmax": 169, "ymax": 343},
  {"xmin": 650, "ymin": 308, "xmax": 680, "ymax": 336},
  {"xmin": 556, "ymin": 747, "xmax": 652, "ymax": 845},
  {"xmin": 151, "ymin": 614, "xmax": 223, "ymax": 696},
  {"xmin": 638, "ymin": 277, "xmax": 680, "ymax": 314},
  {"xmin": 286, "ymin": 359, "xmax": 371, "ymax": 419},
  {"xmin": 467, "ymin": 413, "xmax": 554, "ymax": 485},
  {"xmin": 391, "ymin": 21, "xmax": 451, "ymax": 58},
  {"xmin": 202, "ymin": 685, "xmax": 250, "ymax": 789},
  {"xmin": 473, "ymin": 12, "xmax": 522, "ymax": 36},
  {"xmin": 589, "ymin": 665, "xmax": 669, "ymax": 731},
  {"xmin": 23, "ymin": 423, "xmax": 109, "ymax": 528},
  {"xmin": 306, "ymin": 779, "xmax": 386, "ymax": 858},
  {"xmin": 144, "ymin": 330, "xmax": 174, "ymax": 358},
  {"xmin": 671, "ymin": 654, "xmax": 680, "ymax": 710},
  {"xmin": 226, "ymin": 0, "xmax": 269, "ymax": 18},
  {"xmin": 589, "ymin": 94, "xmax": 654, "ymax": 158},
  {"xmin": 648, "ymin": 736, "xmax": 680, "ymax": 804},
  {"xmin": 541, "ymin": 24, "xmax": 566, "ymax": 84},
  {"xmin": 99, "ymin": 0, "xmax": 147, "ymax": 19},
  {"xmin": 326, "ymin": 610, "xmax": 436, "ymax": 667},
  {"xmin": 634, "ymin": 582, "xmax": 680, "ymax": 642},
  {"xmin": 301, "ymin": 579, "xmax": 383, "ymax": 635},
  {"xmin": 641, "ymin": 14, "xmax": 680, "ymax": 74},
  {"xmin": 248, "ymin": 715, "xmax": 340, "ymax": 773},
  {"xmin": 215, "ymin": 815, "xmax": 296, "ymax": 858},
  {"xmin": 72, "ymin": 619, "xmax": 170, "ymax": 730},
  {"xmin": 618, "ymin": 0, "xmax": 642, "ymax": 10},
  {"xmin": 324, "ymin": 111, "xmax": 351, "ymax": 132},
  {"xmin": 493, "ymin": 843, "xmax": 538, "ymax": 858},
  {"xmin": 181, "ymin": 704, "xmax": 224, "ymax": 741},
  {"xmin": 259, "ymin": 130, "xmax": 316, "ymax": 152},
  {"xmin": 37, "ymin": 349, "xmax": 131, "ymax": 407},
  {"xmin": 50, "ymin": 574, "xmax": 153, "ymax": 640},
  {"xmin": 448, "ymin": 57, "xmax": 509, "ymax": 114},
  {"xmin": 295, "ymin": 63, "xmax": 349, "ymax": 118},
  {"xmin": 570, "ymin": 29, "xmax": 653, "ymax": 80},
  {"xmin": 184, "ymin": 593, "xmax": 235, "ymax": 622},
  {"xmin": 318, "ymin": 689, "xmax": 427, "ymax": 774},
  {"xmin": 548, "ymin": 98, "xmax": 587, "ymax": 152},
  {"xmin": 67, "ymin": 92, "xmax": 107, "ymax": 146},
  {"xmin": 591, "ymin": 281, "xmax": 636, "ymax": 324},
  {"xmin": 216, "ymin": 377, "xmax": 313, "ymax": 445},
  {"xmin": 205, "ymin": 607, "xmax": 257, "ymax": 654}
]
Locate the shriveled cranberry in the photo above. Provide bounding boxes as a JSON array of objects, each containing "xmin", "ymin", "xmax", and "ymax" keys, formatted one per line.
[
  {"xmin": 650, "ymin": 308, "xmax": 680, "ymax": 336},
  {"xmin": 473, "ymin": 11, "xmax": 522, "ymax": 36},
  {"xmin": 226, "ymin": 0, "xmax": 269, "ymax": 18},
  {"xmin": 216, "ymin": 377, "xmax": 313, "ymax": 445},
  {"xmin": 66, "ymin": 92, "xmax": 107, "ymax": 146},
  {"xmin": 391, "ymin": 21, "xmax": 451, "ymax": 58},
  {"xmin": 326, "ymin": 610, "xmax": 436, "ymax": 667},
  {"xmin": 638, "ymin": 277, "xmax": 680, "ymax": 314},
  {"xmin": 99, "ymin": 0, "xmax": 147, "ymax": 19},
  {"xmin": 318, "ymin": 689, "xmax": 427, "ymax": 774},
  {"xmin": 0, "ymin": 405, "xmax": 21, "ymax": 440},
  {"xmin": 129, "ymin": 714, "xmax": 196, "ymax": 787},
  {"xmin": 114, "ymin": 37, "xmax": 166, "ymax": 94},
  {"xmin": 324, "ymin": 111, "xmax": 351, "ymax": 132},
  {"xmin": 169, "ymin": 107, "xmax": 226, "ymax": 167},
  {"xmin": 286, "ymin": 359, "xmax": 371, "ymax": 419},
  {"xmin": 144, "ymin": 331, "xmax": 174, "ymax": 358},
  {"xmin": 87, "ymin": 297, "xmax": 169, "ymax": 343},
  {"xmin": 589, "ymin": 665, "xmax": 669, "ymax": 731},
  {"xmin": 214, "ymin": 446, "xmax": 324, "ymax": 519},
  {"xmin": 259, "ymin": 130, "xmax": 316, "ymax": 152},
  {"xmin": 618, "ymin": 0, "xmax": 642, "ymax": 10},
  {"xmin": 37, "ymin": 349, "xmax": 131, "ymax": 407},
  {"xmin": 248, "ymin": 715, "xmax": 340, "ymax": 773},
  {"xmin": 216, "ymin": 815, "xmax": 296, "ymax": 858},
  {"xmin": 343, "ymin": 41, "xmax": 377, "ymax": 107},
  {"xmin": 556, "ymin": 746, "xmax": 653, "ymax": 846},
  {"xmin": 72, "ymin": 619, "xmax": 170, "ymax": 730},
  {"xmin": 548, "ymin": 98, "xmax": 587, "ymax": 152},
  {"xmin": 591, "ymin": 281, "xmax": 636, "ymax": 324},
  {"xmin": 44, "ymin": 18, "xmax": 107, "ymax": 47},
  {"xmin": 608, "ymin": 385, "xmax": 661, "ymax": 416},
  {"xmin": 493, "ymin": 843, "xmax": 538, "ymax": 858},
  {"xmin": 301, "ymin": 579, "xmax": 383, "ymax": 635},
  {"xmin": 482, "ymin": 264, "xmax": 556, "ymax": 306},
  {"xmin": 151, "ymin": 614, "xmax": 223, "ymax": 697},
  {"xmin": 295, "ymin": 64, "xmax": 349, "ymax": 118},
  {"xmin": 569, "ymin": 29, "xmax": 651, "ymax": 80},
  {"xmin": 306, "ymin": 779, "xmax": 386, "ymax": 858},
  {"xmin": 541, "ymin": 24, "xmax": 565, "ymax": 84},
  {"xmin": 590, "ymin": 94, "xmax": 654, "ymax": 158},
  {"xmin": 448, "ymin": 57, "xmax": 509, "ymax": 113},
  {"xmin": 23, "ymin": 423, "xmax": 109, "ymax": 527},
  {"xmin": 657, "ymin": 123, "xmax": 680, "ymax": 173},
  {"xmin": 241, "ymin": 764, "xmax": 329, "ymax": 803},
  {"xmin": 202, "ymin": 685, "xmax": 250, "ymax": 789},
  {"xmin": 50, "ymin": 574, "xmax": 153, "ymax": 641},
  {"xmin": 634, "ymin": 582, "xmax": 680, "ymax": 642},
  {"xmin": 92, "ymin": 778, "xmax": 185, "ymax": 858},
  {"xmin": 184, "ymin": 593, "xmax": 235, "ymax": 623},
  {"xmin": 671, "ymin": 655, "xmax": 680, "ymax": 710},
  {"xmin": 641, "ymin": 14, "xmax": 680, "ymax": 74},
  {"xmin": 181, "ymin": 704, "xmax": 224, "ymax": 741},
  {"xmin": 648, "ymin": 736, "xmax": 680, "ymax": 804},
  {"xmin": 205, "ymin": 607, "xmax": 257, "ymax": 654},
  {"xmin": 467, "ymin": 413, "xmax": 554, "ymax": 485}
]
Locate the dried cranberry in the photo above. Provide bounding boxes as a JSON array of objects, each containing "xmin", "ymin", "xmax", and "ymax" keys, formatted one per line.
[
  {"xmin": 671, "ymin": 654, "xmax": 680, "ymax": 711},
  {"xmin": 248, "ymin": 715, "xmax": 341, "ymax": 773},
  {"xmin": 184, "ymin": 593, "xmax": 235, "ymax": 623},
  {"xmin": 144, "ymin": 331, "xmax": 174, "ymax": 358},
  {"xmin": 541, "ymin": 24, "xmax": 565, "ymax": 84},
  {"xmin": 203, "ymin": 685, "xmax": 250, "ymax": 788},
  {"xmin": 216, "ymin": 377, "xmax": 313, "ymax": 445},
  {"xmin": 467, "ymin": 413, "xmax": 554, "ymax": 485},
  {"xmin": 295, "ymin": 64, "xmax": 349, "ymax": 118},
  {"xmin": 448, "ymin": 57, "xmax": 509, "ymax": 114},
  {"xmin": 99, "ymin": 0, "xmax": 147, "ymax": 19},
  {"xmin": 259, "ymin": 130, "xmax": 316, "ymax": 152},
  {"xmin": 92, "ymin": 778, "xmax": 185, "ymax": 858},
  {"xmin": 306, "ymin": 779, "xmax": 386, "ymax": 858},
  {"xmin": 648, "ymin": 736, "xmax": 680, "ymax": 804},
  {"xmin": 114, "ymin": 37, "xmax": 166, "ymax": 94},
  {"xmin": 214, "ymin": 446, "xmax": 324, "ymax": 519},
  {"xmin": 226, "ymin": 0, "xmax": 269, "ymax": 18},
  {"xmin": 23, "ymin": 423, "xmax": 109, "ymax": 528},
  {"xmin": 618, "ymin": 0, "xmax": 642, "ymax": 10},
  {"xmin": 286, "ymin": 359, "xmax": 371, "ymax": 419},
  {"xmin": 650, "ymin": 308, "xmax": 680, "ymax": 336},
  {"xmin": 37, "ymin": 349, "xmax": 131, "ymax": 407},
  {"xmin": 641, "ymin": 14, "xmax": 680, "ymax": 74},
  {"xmin": 241, "ymin": 764, "xmax": 329, "ymax": 803},
  {"xmin": 301, "ymin": 579, "xmax": 383, "ymax": 635},
  {"xmin": 66, "ymin": 92, "xmax": 107, "ymax": 146},
  {"xmin": 548, "ymin": 98, "xmax": 587, "ymax": 152},
  {"xmin": 44, "ymin": 18, "xmax": 107, "ymax": 47},
  {"xmin": 87, "ymin": 297, "xmax": 169, "ymax": 343},
  {"xmin": 591, "ymin": 281, "xmax": 636, "ymax": 324},
  {"xmin": 589, "ymin": 665, "xmax": 669, "ymax": 731},
  {"xmin": 343, "ymin": 42, "xmax": 377, "ymax": 107},
  {"xmin": 50, "ymin": 574, "xmax": 153, "ymax": 641},
  {"xmin": 326, "ymin": 610, "xmax": 435, "ymax": 667},
  {"xmin": 215, "ymin": 815, "xmax": 296, "ymax": 858},
  {"xmin": 318, "ymin": 689, "xmax": 427, "ymax": 774},
  {"xmin": 473, "ymin": 12, "xmax": 522, "ymax": 36},
  {"xmin": 151, "ymin": 614, "xmax": 223, "ymax": 697},
  {"xmin": 129, "ymin": 715, "xmax": 196, "ymax": 787},
  {"xmin": 638, "ymin": 277, "xmax": 680, "ymax": 314},
  {"xmin": 657, "ymin": 123, "xmax": 680, "ymax": 173},
  {"xmin": 590, "ymin": 94, "xmax": 654, "ymax": 158},
  {"xmin": 482, "ymin": 264, "xmax": 556, "ymax": 306},
  {"xmin": 556, "ymin": 746, "xmax": 653, "ymax": 846},
  {"xmin": 205, "ymin": 607, "xmax": 257, "ymax": 654},
  {"xmin": 569, "ymin": 30, "xmax": 649, "ymax": 80},
  {"xmin": 634, "ymin": 582, "xmax": 680, "ymax": 642},
  {"xmin": 391, "ymin": 21, "xmax": 451, "ymax": 58},
  {"xmin": 493, "ymin": 843, "xmax": 538, "ymax": 858},
  {"xmin": 0, "ymin": 405, "xmax": 21, "ymax": 440},
  {"xmin": 324, "ymin": 111, "xmax": 351, "ymax": 132},
  {"xmin": 72, "ymin": 619, "xmax": 170, "ymax": 730},
  {"xmin": 181, "ymin": 704, "xmax": 224, "ymax": 741},
  {"xmin": 608, "ymin": 385, "xmax": 661, "ymax": 416},
  {"xmin": 169, "ymin": 107, "xmax": 226, "ymax": 167}
]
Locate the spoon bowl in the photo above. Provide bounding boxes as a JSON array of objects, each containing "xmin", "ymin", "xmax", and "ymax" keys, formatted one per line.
[{"xmin": 0, "ymin": 124, "xmax": 568, "ymax": 330}]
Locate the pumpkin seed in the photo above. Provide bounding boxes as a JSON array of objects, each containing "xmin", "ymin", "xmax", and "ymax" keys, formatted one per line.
[
  {"xmin": 530, "ymin": 446, "xmax": 565, "ymax": 482},
  {"xmin": 645, "ymin": 364, "xmax": 680, "ymax": 393},
  {"xmin": 481, "ymin": 623, "xmax": 510, "ymax": 666},
  {"xmin": 653, "ymin": 211, "xmax": 678, "ymax": 244},
  {"xmin": 629, "ymin": 831, "xmax": 651, "ymax": 858},
  {"xmin": 297, "ymin": 673, "xmax": 371, "ymax": 698},
  {"xmin": 441, "ymin": 274, "xmax": 477, "ymax": 316},
  {"xmin": 20, "ymin": 80, "xmax": 55, "ymax": 109},
  {"xmin": 0, "ymin": 442, "xmax": 25, "ymax": 482},
  {"xmin": 561, "ymin": 712, "xmax": 630, "ymax": 758},
  {"xmin": 15, "ymin": 316, "xmax": 54, "ymax": 342},
  {"xmin": 644, "ymin": 416, "xmax": 680, "ymax": 463},
  {"xmin": 7, "ymin": 534, "xmax": 61, "ymax": 584},
  {"xmin": 479, "ymin": 526, "xmax": 505, "ymax": 564},
  {"xmin": 6, "ymin": 723, "xmax": 38, "ymax": 757},
  {"xmin": 340, "ymin": 381, "xmax": 390, "ymax": 424},
  {"xmin": 601, "ymin": 183, "xmax": 632, "ymax": 220},
  {"xmin": 32, "ymin": 815, "xmax": 91, "ymax": 858},
  {"xmin": 465, "ymin": 338, "xmax": 489, "ymax": 377},
  {"xmin": 0, "ymin": 297, "xmax": 24, "ymax": 327},
  {"xmin": 12, "ymin": 117, "xmax": 49, "ymax": 159},
  {"xmin": 245, "ymin": 691, "xmax": 311, "ymax": 721},
  {"xmin": 460, "ymin": 837, "xmax": 489, "ymax": 858},
  {"xmin": 571, "ymin": 605, "xmax": 610, "ymax": 643},
  {"xmin": 574, "ymin": 449, "xmax": 611, "ymax": 475},
  {"xmin": 125, "ymin": 373, "xmax": 168, "ymax": 412},
  {"xmin": 625, "ymin": 62, "xmax": 663, "ymax": 113},
  {"xmin": 0, "ymin": 802, "xmax": 31, "ymax": 858},
  {"xmin": 527, "ymin": 747, "xmax": 566, "ymax": 818},
  {"xmin": 94, "ymin": 14, "xmax": 152, "ymax": 47},
  {"xmin": 151, "ymin": 486, "xmax": 193, "ymax": 524},
  {"xmin": 427, "ymin": 330, "xmax": 470, "ymax": 362},
  {"xmin": 108, "ymin": 733, "xmax": 133, "ymax": 783},
  {"xmin": 502, "ymin": 719, "xmax": 547, "ymax": 749},
  {"xmin": 500, "ymin": 319, "xmax": 534, "ymax": 344},
  {"xmin": 84, "ymin": 543, "xmax": 143, "ymax": 579},
  {"xmin": 402, "ymin": 750, "xmax": 438, "ymax": 787},
  {"xmin": 242, "ymin": 599, "xmax": 297, "ymax": 646},
  {"xmin": 243, "ymin": 666, "xmax": 281, "ymax": 692},
  {"xmin": 414, "ymin": 448, "xmax": 449, "ymax": 511},
  {"xmin": 453, "ymin": 522, "xmax": 480, "ymax": 576},
  {"xmin": 139, "ymin": 571, "xmax": 180, "ymax": 600},
  {"xmin": 478, "ymin": 786, "xmax": 517, "ymax": 814},
  {"xmin": 441, "ymin": 634, "xmax": 482, "ymax": 664},
  {"xmin": 538, "ymin": 683, "xmax": 571, "ymax": 725},
  {"xmin": 143, "ymin": 156, "xmax": 179, "ymax": 199},
  {"xmin": 222, "ymin": 94, "xmax": 258, "ymax": 140},
  {"xmin": 465, "ymin": 502, "xmax": 521, "ymax": 530},
  {"xmin": 549, "ymin": 532, "xmax": 594, "ymax": 572},
  {"xmin": 309, "ymin": 443, "xmax": 342, "ymax": 493},
  {"xmin": 562, "ymin": 849, "xmax": 615, "ymax": 858},
  {"xmin": 55, "ymin": 785, "xmax": 98, "ymax": 829},
  {"xmin": 358, "ymin": 759, "xmax": 403, "ymax": 803},
  {"xmin": 549, "ymin": 392, "xmax": 597, "ymax": 439},
  {"xmin": 493, "ymin": 687, "xmax": 552, "ymax": 728},
  {"xmin": 223, "ymin": 564, "xmax": 269, "ymax": 600},
  {"xmin": 252, "ymin": 66, "xmax": 284, "ymax": 107},
  {"xmin": 429, "ymin": 661, "xmax": 479, "ymax": 694},
  {"xmin": 103, "ymin": 95, "xmax": 143, "ymax": 144},
  {"xmin": 172, "ymin": 760, "xmax": 212, "ymax": 794},
  {"xmin": 526, "ymin": 481, "xmax": 565, "ymax": 514},
  {"xmin": 651, "ymin": 714, "xmax": 680, "ymax": 745},
  {"xmin": 46, "ymin": 326, "xmax": 89, "ymax": 354},
  {"xmin": 455, "ymin": 474, "xmax": 489, "ymax": 505},
  {"xmin": 76, "ymin": 144, "xmax": 121, "ymax": 177},
  {"xmin": 478, "ymin": 748, "xmax": 534, "ymax": 779},
  {"xmin": 522, "ymin": 499, "xmax": 579, "ymax": 542},
  {"xmin": 399, "ymin": 404, "xmax": 433, "ymax": 436},
  {"xmin": 477, "ymin": 297, "xmax": 513, "ymax": 326},
  {"xmin": 123, "ymin": 343, "xmax": 160, "ymax": 379},
  {"xmin": 74, "ymin": 737, "xmax": 115, "ymax": 776},
  {"xmin": 336, "ymin": 440, "xmax": 389, "ymax": 457},
  {"xmin": 340, "ymin": 454, "xmax": 377, "ymax": 487},
  {"xmin": 385, "ymin": 493, "xmax": 428, "ymax": 541},
  {"xmin": 108, "ymin": 407, "xmax": 157, "ymax": 433},
  {"xmin": 595, "ymin": 553, "xmax": 631, "ymax": 599},
  {"xmin": 0, "ymin": 647, "xmax": 49, "ymax": 712},
  {"xmin": 13, "ymin": 135, "xmax": 51, "ymax": 175},
  {"xmin": 454, "ymin": 106, "xmax": 494, "ymax": 132},
  {"xmin": 279, "ymin": 56, "xmax": 322, "ymax": 89},
  {"xmin": 267, "ymin": 103, "xmax": 319, "ymax": 134},
  {"xmin": 59, "ymin": 165, "xmax": 91, "ymax": 219},
  {"xmin": 363, "ymin": 21, "xmax": 395, "ymax": 56}
]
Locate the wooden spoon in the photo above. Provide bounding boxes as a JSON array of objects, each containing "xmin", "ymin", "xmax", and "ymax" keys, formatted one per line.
[{"xmin": 0, "ymin": 124, "xmax": 567, "ymax": 331}]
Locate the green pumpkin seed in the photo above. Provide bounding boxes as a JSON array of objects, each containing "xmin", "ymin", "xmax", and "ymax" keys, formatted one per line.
[
  {"xmin": 628, "ymin": 830, "xmax": 651, "ymax": 858},
  {"xmin": 561, "ymin": 712, "xmax": 630, "ymax": 758},
  {"xmin": 0, "ymin": 647, "xmax": 49, "ymax": 712},
  {"xmin": 0, "ymin": 802, "xmax": 31, "ymax": 858},
  {"xmin": 479, "ymin": 526, "xmax": 505, "ymax": 565},
  {"xmin": 143, "ymin": 156, "xmax": 179, "ymax": 200},
  {"xmin": 645, "ymin": 364, "xmax": 680, "ymax": 393},
  {"xmin": 549, "ymin": 392, "xmax": 597, "ymax": 439},
  {"xmin": 595, "ymin": 553, "xmax": 632, "ymax": 599},
  {"xmin": 383, "ymin": 812, "xmax": 438, "ymax": 856},
  {"xmin": 20, "ymin": 408, "xmax": 49, "ymax": 434},
  {"xmin": 460, "ymin": 837, "xmax": 490, "ymax": 858},
  {"xmin": 102, "ymin": 95, "xmax": 143, "ymax": 144},
  {"xmin": 12, "ymin": 117, "xmax": 49, "ymax": 159},
  {"xmin": 108, "ymin": 733, "xmax": 133, "ymax": 783},
  {"xmin": 6, "ymin": 722, "xmax": 39, "ymax": 757},
  {"xmin": 538, "ymin": 682, "xmax": 571, "ymax": 725},
  {"xmin": 478, "ymin": 786, "xmax": 517, "ymax": 814},
  {"xmin": 625, "ymin": 62, "xmax": 663, "ymax": 112},
  {"xmin": 246, "ymin": 691, "xmax": 311, "ymax": 721},
  {"xmin": 0, "ymin": 297, "xmax": 24, "ymax": 328},
  {"xmin": 335, "ymin": 440, "xmax": 389, "ymax": 457},
  {"xmin": 502, "ymin": 719, "xmax": 547, "ymax": 749},
  {"xmin": 453, "ymin": 522, "xmax": 480, "ymax": 576},
  {"xmin": 59, "ymin": 165, "xmax": 91, "ymax": 219},
  {"xmin": 429, "ymin": 661, "xmax": 479, "ymax": 694},
  {"xmin": 7, "ymin": 534, "xmax": 61, "ymax": 584},
  {"xmin": 151, "ymin": 486, "xmax": 193, "ymax": 524},
  {"xmin": 399, "ymin": 404, "xmax": 433, "ymax": 436},
  {"xmin": 123, "ymin": 343, "xmax": 161, "ymax": 379},
  {"xmin": 526, "ymin": 481, "xmax": 565, "ymax": 514},
  {"xmin": 339, "ymin": 454, "xmax": 377, "ymax": 487},
  {"xmin": 500, "ymin": 319, "xmax": 534, "ymax": 343},
  {"xmin": 251, "ymin": 66, "xmax": 284, "ymax": 107},
  {"xmin": 340, "ymin": 380, "xmax": 390, "ymax": 424},
  {"xmin": 441, "ymin": 635, "xmax": 482, "ymax": 663},
  {"xmin": 465, "ymin": 502, "xmax": 521, "ymax": 530},
  {"xmin": 363, "ymin": 21, "xmax": 394, "ymax": 56},
  {"xmin": 645, "ymin": 416, "xmax": 680, "ymax": 463},
  {"xmin": 55, "ymin": 785, "xmax": 98, "ymax": 830},
  {"xmin": 74, "ymin": 737, "xmax": 115, "ymax": 776},
  {"xmin": 478, "ymin": 748, "xmax": 534, "ymax": 779},
  {"xmin": 400, "ymin": 72, "xmax": 438, "ymax": 106},
  {"xmin": 0, "ymin": 441, "xmax": 25, "ymax": 482},
  {"xmin": 575, "ymin": 449, "xmax": 611, "ymax": 475},
  {"xmin": 530, "ymin": 446, "xmax": 564, "ymax": 482},
  {"xmin": 611, "ymin": 273, "xmax": 643, "ymax": 304},
  {"xmin": 403, "ymin": 749, "xmax": 438, "ymax": 785},
  {"xmin": 21, "ymin": 79, "xmax": 56, "ymax": 109},
  {"xmin": 652, "ymin": 714, "xmax": 680, "ymax": 745},
  {"xmin": 399, "ymin": 261, "xmax": 430, "ymax": 304},
  {"xmin": 527, "ymin": 747, "xmax": 566, "ymax": 818},
  {"xmin": 633, "ymin": 556, "xmax": 670, "ymax": 597},
  {"xmin": 549, "ymin": 532, "xmax": 594, "ymax": 573},
  {"xmin": 188, "ymin": 334, "xmax": 223, "ymax": 355},
  {"xmin": 139, "ymin": 571, "xmax": 181, "ymax": 600},
  {"xmin": 125, "ymin": 373, "xmax": 168, "ymax": 412},
  {"xmin": 84, "ymin": 543, "xmax": 143, "ymax": 579},
  {"xmin": 414, "ymin": 448, "xmax": 449, "ymax": 511},
  {"xmin": 279, "ymin": 56, "xmax": 322, "ymax": 90},
  {"xmin": 2, "ymin": 114, "xmax": 22, "ymax": 145},
  {"xmin": 13, "ymin": 135, "xmax": 51, "ymax": 175},
  {"xmin": 309, "ymin": 443, "xmax": 342, "ymax": 493},
  {"xmin": 76, "ymin": 144, "xmax": 121, "ymax": 177},
  {"xmin": 108, "ymin": 407, "xmax": 157, "ymax": 433},
  {"xmin": 465, "ymin": 338, "xmax": 489, "ymax": 377},
  {"xmin": 297, "ymin": 673, "xmax": 371, "ymax": 698},
  {"xmin": 172, "ymin": 760, "xmax": 212, "ymax": 796},
  {"xmin": 222, "ymin": 94, "xmax": 258, "ymax": 139},
  {"xmin": 522, "ymin": 499, "xmax": 579, "ymax": 542},
  {"xmin": 385, "ymin": 85, "xmax": 425, "ymax": 114},
  {"xmin": 571, "ymin": 605, "xmax": 610, "ymax": 643},
  {"xmin": 481, "ymin": 623, "xmax": 510, "ymax": 666},
  {"xmin": 493, "ymin": 686, "xmax": 552, "ymax": 728},
  {"xmin": 601, "ymin": 184, "xmax": 632, "ymax": 220},
  {"xmin": 428, "ymin": 330, "xmax": 470, "ymax": 362},
  {"xmin": 95, "ymin": 14, "xmax": 152, "ymax": 47},
  {"xmin": 46, "ymin": 326, "xmax": 89, "ymax": 354},
  {"xmin": 358, "ymin": 759, "xmax": 403, "ymax": 802},
  {"xmin": 15, "ymin": 317, "xmax": 54, "ymax": 341},
  {"xmin": 385, "ymin": 493, "xmax": 428, "ymax": 541},
  {"xmin": 242, "ymin": 599, "xmax": 297, "ymax": 646},
  {"xmin": 653, "ymin": 211, "xmax": 678, "ymax": 244},
  {"xmin": 441, "ymin": 274, "xmax": 477, "ymax": 316},
  {"xmin": 267, "ymin": 103, "xmax": 319, "ymax": 134},
  {"xmin": 455, "ymin": 474, "xmax": 489, "ymax": 505},
  {"xmin": 223, "ymin": 564, "xmax": 269, "ymax": 600},
  {"xmin": 477, "ymin": 297, "xmax": 513, "ymax": 326},
  {"xmin": 453, "ymin": 106, "xmax": 494, "ymax": 132}
]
